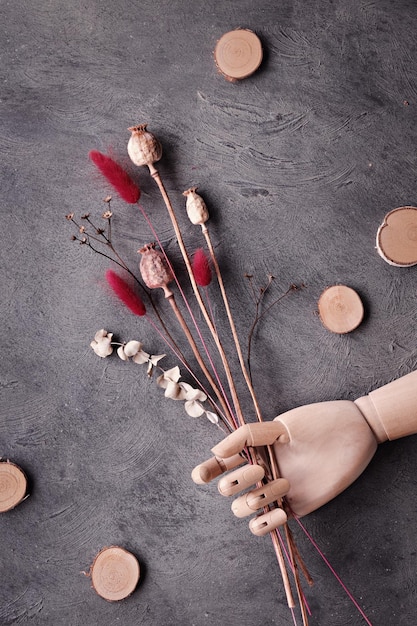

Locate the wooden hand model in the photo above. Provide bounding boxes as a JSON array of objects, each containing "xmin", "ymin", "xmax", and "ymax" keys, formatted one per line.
[{"xmin": 192, "ymin": 370, "xmax": 417, "ymax": 534}]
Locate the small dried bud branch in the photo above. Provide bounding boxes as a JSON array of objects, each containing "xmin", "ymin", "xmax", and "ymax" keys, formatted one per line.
[
  {"xmin": 65, "ymin": 209, "xmax": 152, "ymax": 299},
  {"xmin": 247, "ymin": 281, "xmax": 305, "ymax": 380}
]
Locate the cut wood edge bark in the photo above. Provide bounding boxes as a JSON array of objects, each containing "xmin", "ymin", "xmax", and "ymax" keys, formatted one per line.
[
  {"xmin": 318, "ymin": 285, "xmax": 364, "ymax": 334},
  {"xmin": 214, "ymin": 29, "xmax": 263, "ymax": 81},
  {"xmin": 376, "ymin": 206, "xmax": 417, "ymax": 267},
  {"xmin": 90, "ymin": 546, "xmax": 140, "ymax": 601},
  {"xmin": 0, "ymin": 461, "xmax": 27, "ymax": 512}
]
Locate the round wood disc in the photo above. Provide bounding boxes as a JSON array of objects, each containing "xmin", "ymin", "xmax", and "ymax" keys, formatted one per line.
[
  {"xmin": 318, "ymin": 285, "xmax": 364, "ymax": 334},
  {"xmin": 0, "ymin": 462, "xmax": 27, "ymax": 512},
  {"xmin": 91, "ymin": 546, "xmax": 140, "ymax": 601},
  {"xmin": 376, "ymin": 206, "xmax": 417, "ymax": 267},
  {"xmin": 214, "ymin": 29, "xmax": 263, "ymax": 81}
]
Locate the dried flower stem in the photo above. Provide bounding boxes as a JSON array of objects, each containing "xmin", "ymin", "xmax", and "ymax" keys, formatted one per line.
[
  {"xmin": 284, "ymin": 526, "xmax": 310, "ymax": 624},
  {"xmin": 147, "ymin": 164, "xmax": 246, "ymax": 427},
  {"xmin": 139, "ymin": 317, "xmax": 232, "ymax": 429},
  {"xmin": 263, "ymin": 437, "xmax": 311, "ymax": 621},
  {"xmin": 202, "ymin": 226, "xmax": 264, "ymax": 422},
  {"xmin": 244, "ymin": 443, "xmax": 296, "ymax": 610},
  {"xmin": 285, "ymin": 524, "xmax": 314, "ymax": 587},
  {"xmin": 271, "ymin": 525, "xmax": 296, "ymax": 609},
  {"xmin": 149, "ymin": 168, "xmax": 300, "ymax": 612},
  {"xmin": 136, "ymin": 203, "xmax": 238, "ymax": 427},
  {"xmin": 202, "ymin": 225, "xmax": 305, "ymax": 612},
  {"xmin": 166, "ymin": 293, "xmax": 237, "ymax": 427}
]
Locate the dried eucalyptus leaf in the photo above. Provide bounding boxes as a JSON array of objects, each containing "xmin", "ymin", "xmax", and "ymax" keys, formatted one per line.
[
  {"xmin": 124, "ymin": 340, "xmax": 142, "ymax": 357},
  {"xmin": 205, "ymin": 411, "xmax": 219, "ymax": 424},
  {"xmin": 184, "ymin": 400, "xmax": 206, "ymax": 417},
  {"xmin": 149, "ymin": 354, "xmax": 165, "ymax": 366},
  {"xmin": 117, "ymin": 345, "xmax": 128, "ymax": 361}
]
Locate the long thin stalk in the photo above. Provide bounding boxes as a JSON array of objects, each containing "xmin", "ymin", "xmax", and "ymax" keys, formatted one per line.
[
  {"xmin": 246, "ymin": 446, "xmax": 295, "ymax": 609},
  {"xmin": 202, "ymin": 225, "xmax": 264, "ymax": 421},
  {"xmin": 284, "ymin": 523, "xmax": 310, "ymax": 626},
  {"xmin": 202, "ymin": 224, "xmax": 311, "ymax": 617},
  {"xmin": 136, "ymin": 202, "xmax": 237, "ymax": 427},
  {"xmin": 166, "ymin": 294, "xmax": 236, "ymax": 427},
  {"xmin": 146, "ymin": 161, "xmax": 306, "ymax": 621},
  {"xmin": 148, "ymin": 165, "xmax": 245, "ymax": 427},
  {"xmin": 144, "ymin": 313, "xmax": 234, "ymax": 431},
  {"xmin": 294, "ymin": 516, "xmax": 374, "ymax": 626}
]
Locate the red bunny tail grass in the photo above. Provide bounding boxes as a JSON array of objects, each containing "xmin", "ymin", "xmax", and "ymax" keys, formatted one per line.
[
  {"xmin": 105, "ymin": 270, "xmax": 146, "ymax": 316},
  {"xmin": 192, "ymin": 248, "xmax": 212, "ymax": 287},
  {"xmin": 89, "ymin": 150, "xmax": 140, "ymax": 204}
]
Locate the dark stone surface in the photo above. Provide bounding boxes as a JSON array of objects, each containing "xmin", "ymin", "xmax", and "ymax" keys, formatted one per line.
[{"xmin": 1, "ymin": 1, "xmax": 417, "ymax": 624}]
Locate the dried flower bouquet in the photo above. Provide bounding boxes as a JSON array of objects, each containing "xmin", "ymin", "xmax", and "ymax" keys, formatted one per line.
[{"xmin": 67, "ymin": 125, "xmax": 372, "ymax": 626}]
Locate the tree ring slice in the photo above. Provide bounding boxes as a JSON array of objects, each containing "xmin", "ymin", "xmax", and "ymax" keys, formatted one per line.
[
  {"xmin": 214, "ymin": 29, "xmax": 263, "ymax": 81},
  {"xmin": 318, "ymin": 285, "xmax": 364, "ymax": 334},
  {"xmin": 91, "ymin": 546, "xmax": 140, "ymax": 601},
  {"xmin": 0, "ymin": 461, "xmax": 27, "ymax": 512},
  {"xmin": 376, "ymin": 206, "xmax": 417, "ymax": 267}
]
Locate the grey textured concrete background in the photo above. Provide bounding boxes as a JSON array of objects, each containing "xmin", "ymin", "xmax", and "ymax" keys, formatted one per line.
[{"xmin": 1, "ymin": 1, "xmax": 417, "ymax": 625}]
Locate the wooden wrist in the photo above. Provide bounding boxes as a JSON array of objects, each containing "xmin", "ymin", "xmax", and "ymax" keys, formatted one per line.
[{"xmin": 355, "ymin": 370, "xmax": 417, "ymax": 443}]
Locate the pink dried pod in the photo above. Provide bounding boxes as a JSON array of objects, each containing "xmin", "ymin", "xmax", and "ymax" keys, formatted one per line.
[{"xmin": 139, "ymin": 243, "xmax": 173, "ymax": 297}]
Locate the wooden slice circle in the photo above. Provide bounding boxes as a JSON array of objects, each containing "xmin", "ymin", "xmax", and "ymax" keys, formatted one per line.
[
  {"xmin": 91, "ymin": 546, "xmax": 140, "ymax": 601},
  {"xmin": 376, "ymin": 206, "xmax": 417, "ymax": 267},
  {"xmin": 318, "ymin": 285, "xmax": 364, "ymax": 334},
  {"xmin": 0, "ymin": 462, "xmax": 27, "ymax": 512},
  {"xmin": 214, "ymin": 29, "xmax": 263, "ymax": 81}
]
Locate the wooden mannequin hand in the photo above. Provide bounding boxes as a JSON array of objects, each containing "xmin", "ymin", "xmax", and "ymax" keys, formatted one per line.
[
  {"xmin": 192, "ymin": 402, "xmax": 377, "ymax": 531},
  {"xmin": 192, "ymin": 370, "xmax": 417, "ymax": 533}
]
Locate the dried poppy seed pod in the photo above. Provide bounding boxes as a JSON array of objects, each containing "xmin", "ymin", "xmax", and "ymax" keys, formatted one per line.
[
  {"xmin": 183, "ymin": 187, "xmax": 209, "ymax": 227},
  {"xmin": 139, "ymin": 243, "xmax": 173, "ymax": 298},
  {"xmin": 128, "ymin": 125, "xmax": 162, "ymax": 168}
]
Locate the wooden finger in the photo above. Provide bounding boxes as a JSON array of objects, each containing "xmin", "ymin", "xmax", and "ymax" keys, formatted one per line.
[
  {"xmin": 217, "ymin": 464, "xmax": 265, "ymax": 496},
  {"xmin": 249, "ymin": 508, "xmax": 288, "ymax": 536},
  {"xmin": 211, "ymin": 422, "xmax": 288, "ymax": 459},
  {"xmin": 191, "ymin": 453, "xmax": 244, "ymax": 484},
  {"xmin": 231, "ymin": 478, "xmax": 290, "ymax": 517}
]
